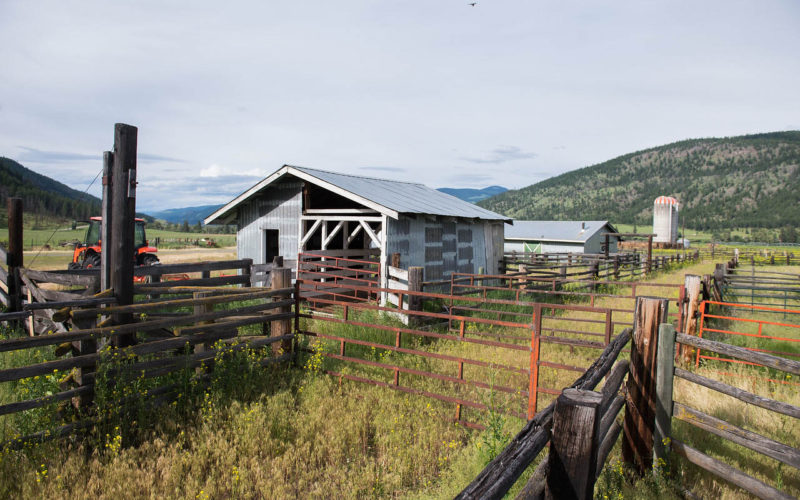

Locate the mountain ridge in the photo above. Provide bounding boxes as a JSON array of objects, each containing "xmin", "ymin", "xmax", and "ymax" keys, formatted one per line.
[{"xmin": 478, "ymin": 131, "xmax": 800, "ymax": 230}]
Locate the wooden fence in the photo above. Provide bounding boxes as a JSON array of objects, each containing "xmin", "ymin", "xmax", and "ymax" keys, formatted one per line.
[
  {"xmin": 0, "ymin": 257, "xmax": 297, "ymax": 448},
  {"xmin": 658, "ymin": 324, "xmax": 800, "ymax": 500}
]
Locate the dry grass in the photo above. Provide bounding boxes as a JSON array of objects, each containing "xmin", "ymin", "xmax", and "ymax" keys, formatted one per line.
[{"xmin": 1, "ymin": 259, "xmax": 798, "ymax": 499}]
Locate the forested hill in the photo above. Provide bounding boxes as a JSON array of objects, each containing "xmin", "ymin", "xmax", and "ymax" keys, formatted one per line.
[
  {"xmin": 0, "ymin": 157, "xmax": 101, "ymax": 223},
  {"xmin": 478, "ymin": 131, "xmax": 800, "ymax": 230}
]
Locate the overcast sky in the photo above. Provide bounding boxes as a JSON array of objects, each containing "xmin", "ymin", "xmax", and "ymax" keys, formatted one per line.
[{"xmin": 1, "ymin": 1, "xmax": 798, "ymax": 212}]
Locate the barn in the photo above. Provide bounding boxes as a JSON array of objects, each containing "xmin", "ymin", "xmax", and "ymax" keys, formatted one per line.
[
  {"xmin": 504, "ymin": 220, "xmax": 621, "ymax": 254},
  {"xmin": 204, "ymin": 165, "xmax": 511, "ymax": 289}
]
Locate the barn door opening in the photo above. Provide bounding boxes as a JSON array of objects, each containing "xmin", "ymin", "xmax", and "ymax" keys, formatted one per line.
[{"xmin": 264, "ymin": 229, "xmax": 279, "ymax": 263}]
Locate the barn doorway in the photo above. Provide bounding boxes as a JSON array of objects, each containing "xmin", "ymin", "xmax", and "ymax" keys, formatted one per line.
[{"xmin": 264, "ymin": 229, "xmax": 279, "ymax": 263}]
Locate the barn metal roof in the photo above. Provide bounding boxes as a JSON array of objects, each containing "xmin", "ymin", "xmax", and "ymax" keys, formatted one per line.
[
  {"xmin": 504, "ymin": 220, "xmax": 618, "ymax": 243},
  {"xmin": 205, "ymin": 165, "xmax": 511, "ymax": 224}
]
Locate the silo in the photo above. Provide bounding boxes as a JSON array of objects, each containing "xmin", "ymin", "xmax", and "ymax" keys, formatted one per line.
[{"xmin": 652, "ymin": 196, "xmax": 679, "ymax": 243}]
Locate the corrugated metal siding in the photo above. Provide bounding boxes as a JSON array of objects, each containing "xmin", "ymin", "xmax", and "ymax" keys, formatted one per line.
[
  {"xmin": 237, "ymin": 179, "xmax": 302, "ymax": 264},
  {"xmin": 386, "ymin": 215, "xmax": 491, "ymax": 280}
]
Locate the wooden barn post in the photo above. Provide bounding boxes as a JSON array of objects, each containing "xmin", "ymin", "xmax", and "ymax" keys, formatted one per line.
[
  {"xmin": 110, "ymin": 123, "xmax": 138, "ymax": 348},
  {"xmin": 622, "ymin": 296, "xmax": 668, "ymax": 475},
  {"xmin": 6, "ymin": 197, "xmax": 23, "ymax": 313}
]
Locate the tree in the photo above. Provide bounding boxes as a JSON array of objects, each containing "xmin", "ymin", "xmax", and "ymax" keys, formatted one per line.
[
  {"xmin": 181, "ymin": 220, "xmax": 190, "ymax": 233},
  {"xmin": 780, "ymin": 226, "xmax": 797, "ymax": 243}
]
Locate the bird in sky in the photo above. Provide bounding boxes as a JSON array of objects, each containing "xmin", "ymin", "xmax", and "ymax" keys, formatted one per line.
[{"xmin": 469, "ymin": 2, "xmax": 476, "ymax": 6}]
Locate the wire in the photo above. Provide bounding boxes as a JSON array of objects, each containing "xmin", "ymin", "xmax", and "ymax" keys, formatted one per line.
[{"xmin": 27, "ymin": 167, "xmax": 104, "ymax": 268}]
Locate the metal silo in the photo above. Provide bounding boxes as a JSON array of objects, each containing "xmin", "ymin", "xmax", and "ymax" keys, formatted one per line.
[{"xmin": 652, "ymin": 196, "xmax": 679, "ymax": 243}]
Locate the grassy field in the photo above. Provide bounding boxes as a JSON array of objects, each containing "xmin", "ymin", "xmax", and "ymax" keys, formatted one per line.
[
  {"xmin": 0, "ymin": 226, "xmax": 236, "ymax": 252},
  {"xmin": 1, "ymin": 260, "xmax": 798, "ymax": 498}
]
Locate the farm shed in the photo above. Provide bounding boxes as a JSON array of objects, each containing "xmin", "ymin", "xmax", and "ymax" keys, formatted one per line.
[
  {"xmin": 204, "ymin": 165, "xmax": 511, "ymax": 289},
  {"xmin": 504, "ymin": 220, "xmax": 621, "ymax": 254}
]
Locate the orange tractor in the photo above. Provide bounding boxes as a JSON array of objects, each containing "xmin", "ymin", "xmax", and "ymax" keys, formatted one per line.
[{"xmin": 69, "ymin": 217, "xmax": 160, "ymax": 270}]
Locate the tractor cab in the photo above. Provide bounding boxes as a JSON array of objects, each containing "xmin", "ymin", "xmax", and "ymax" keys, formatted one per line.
[{"xmin": 70, "ymin": 217, "xmax": 159, "ymax": 269}]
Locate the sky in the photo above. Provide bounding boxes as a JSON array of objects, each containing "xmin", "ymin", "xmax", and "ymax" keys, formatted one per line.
[{"xmin": 1, "ymin": 1, "xmax": 798, "ymax": 212}]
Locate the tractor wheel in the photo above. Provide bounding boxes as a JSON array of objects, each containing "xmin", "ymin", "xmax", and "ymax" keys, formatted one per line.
[
  {"xmin": 67, "ymin": 262, "xmax": 82, "ymax": 271},
  {"xmin": 82, "ymin": 253, "xmax": 100, "ymax": 269},
  {"xmin": 140, "ymin": 254, "xmax": 160, "ymax": 266},
  {"xmin": 139, "ymin": 254, "xmax": 160, "ymax": 284}
]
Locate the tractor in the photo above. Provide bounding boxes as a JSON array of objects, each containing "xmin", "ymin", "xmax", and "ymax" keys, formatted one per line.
[{"xmin": 69, "ymin": 217, "xmax": 160, "ymax": 270}]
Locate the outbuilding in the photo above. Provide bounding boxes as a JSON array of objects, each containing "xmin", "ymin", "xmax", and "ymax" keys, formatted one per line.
[
  {"xmin": 504, "ymin": 220, "xmax": 621, "ymax": 255},
  {"xmin": 204, "ymin": 165, "xmax": 511, "ymax": 289}
]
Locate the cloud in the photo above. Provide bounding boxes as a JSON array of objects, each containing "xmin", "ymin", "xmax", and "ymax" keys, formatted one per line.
[
  {"xmin": 461, "ymin": 146, "xmax": 538, "ymax": 164},
  {"xmin": 443, "ymin": 173, "xmax": 494, "ymax": 185},
  {"xmin": 358, "ymin": 166, "xmax": 406, "ymax": 173},
  {"xmin": 17, "ymin": 147, "xmax": 184, "ymax": 164},
  {"xmin": 200, "ymin": 163, "xmax": 264, "ymax": 178}
]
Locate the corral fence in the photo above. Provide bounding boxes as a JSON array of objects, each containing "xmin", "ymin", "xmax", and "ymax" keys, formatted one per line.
[
  {"xmin": 723, "ymin": 264, "xmax": 800, "ymax": 310},
  {"xmin": 502, "ymin": 250, "xmax": 700, "ymax": 282},
  {"xmin": 0, "ymin": 257, "xmax": 298, "ymax": 449}
]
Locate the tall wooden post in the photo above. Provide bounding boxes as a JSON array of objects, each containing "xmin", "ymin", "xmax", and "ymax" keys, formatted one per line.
[
  {"xmin": 110, "ymin": 123, "xmax": 138, "ymax": 348},
  {"xmin": 646, "ymin": 235, "xmax": 653, "ymax": 275},
  {"xmin": 622, "ymin": 297, "xmax": 668, "ymax": 475},
  {"xmin": 654, "ymin": 323, "xmax": 676, "ymax": 465},
  {"xmin": 100, "ymin": 151, "xmax": 114, "ymax": 292},
  {"xmin": 6, "ymin": 198, "xmax": 23, "ymax": 313},
  {"xmin": 545, "ymin": 388, "xmax": 603, "ymax": 500},
  {"xmin": 271, "ymin": 267, "xmax": 292, "ymax": 355}
]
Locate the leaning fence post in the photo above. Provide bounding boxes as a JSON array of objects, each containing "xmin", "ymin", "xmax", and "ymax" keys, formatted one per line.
[
  {"xmin": 407, "ymin": 266, "xmax": 423, "ymax": 326},
  {"xmin": 654, "ymin": 323, "xmax": 675, "ymax": 466},
  {"xmin": 545, "ymin": 388, "xmax": 603, "ymax": 500},
  {"xmin": 7, "ymin": 197, "xmax": 23, "ymax": 313},
  {"xmin": 682, "ymin": 275, "xmax": 702, "ymax": 361},
  {"xmin": 622, "ymin": 296, "xmax": 668, "ymax": 475}
]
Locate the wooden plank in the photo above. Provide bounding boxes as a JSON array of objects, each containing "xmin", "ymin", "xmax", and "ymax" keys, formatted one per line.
[
  {"xmin": 0, "ymin": 386, "xmax": 92, "ymax": 416},
  {"xmin": 623, "ymin": 297, "xmax": 668, "ymax": 474},
  {"xmin": 0, "ymin": 242, "xmax": 6, "ymax": 264},
  {"xmin": 72, "ymin": 288, "xmax": 286, "ymax": 319},
  {"xmin": 0, "ymin": 300, "xmax": 293, "ymax": 353},
  {"xmin": 673, "ymin": 402, "xmax": 800, "ymax": 469},
  {"xmin": 388, "ymin": 279, "xmax": 408, "ymax": 291},
  {"xmin": 23, "ymin": 268, "xmax": 99, "ymax": 287},
  {"xmin": 674, "ymin": 368, "xmax": 800, "ymax": 419},
  {"xmin": 133, "ymin": 275, "xmax": 251, "ymax": 290},
  {"xmin": 671, "ymin": 439, "xmax": 794, "ymax": 500},
  {"xmin": 545, "ymin": 389, "xmax": 602, "ymax": 500},
  {"xmin": 595, "ymin": 421, "xmax": 623, "ymax": 477},
  {"xmin": 132, "ymin": 259, "xmax": 252, "ymax": 276},
  {"xmin": 677, "ymin": 333, "xmax": 800, "ymax": 375},
  {"xmin": 654, "ymin": 323, "xmax": 676, "ymax": 463},
  {"xmin": 596, "ymin": 395, "xmax": 624, "ymax": 451},
  {"xmin": 24, "ymin": 297, "xmax": 117, "ymax": 311},
  {"xmin": 271, "ymin": 268, "xmax": 293, "ymax": 355},
  {"xmin": 387, "ymin": 266, "xmax": 409, "ymax": 281}
]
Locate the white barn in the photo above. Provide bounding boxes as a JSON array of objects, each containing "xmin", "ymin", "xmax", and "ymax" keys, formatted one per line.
[
  {"xmin": 205, "ymin": 165, "xmax": 511, "ymax": 288},
  {"xmin": 504, "ymin": 220, "xmax": 621, "ymax": 254}
]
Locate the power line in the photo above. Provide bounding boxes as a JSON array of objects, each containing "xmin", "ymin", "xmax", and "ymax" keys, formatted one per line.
[{"xmin": 27, "ymin": 168, "xmax": 104, "ymax": 268}]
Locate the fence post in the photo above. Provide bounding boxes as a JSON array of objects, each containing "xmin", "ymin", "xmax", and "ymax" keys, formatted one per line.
[
  {"xmin": 545, "ymin": 388, "xmax": 603, "ymax": 500},
  {"xmin": 682, "ymin": 275, "xmax": 702, "ymax": 361},
  {"xmin": 271, "ymin": 267, "xmax": 292, "ymax": 355},
  {"xmin": 7, "ymin": 197, "xmax": 23, "ymax": 313},
  {"xmin": 528, "ymin": 303, "xmax": 542, "ymax": 419},
  {"xmin": 654, "ymin": 323, "xmax": 675, "ymax": 465},
  {"xmin": 407, "ymin": 266, "xmax": 423, "ymax": 325},
  {"xmin": 194, "ymin": 291, "xmax": 213, "ymax": 370},
  {"xmin": 622, "ymin": 296, "xmax": 668, "ymax": 475},
  {"xmin": 101, "ymin": 151, "xmax": 113, "ymax": 292},
  {"xmin": 109, "ymin": 123, "xmax": 138, "ymax": 348}
]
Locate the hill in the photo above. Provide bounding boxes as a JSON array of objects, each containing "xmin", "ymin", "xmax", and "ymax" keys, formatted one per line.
[
  {"xmin": 436, "ymin": 185, "xmax": 508, "ymax": 203},
  {"xmin": 0, "ymin": 157, "xmax": 101, "ymax": 227},
  {"xmin": 478, "ymin": 131, "xmax": 800, "ymax": 230},
  {"xmin": 147, "ymin": 204, "xmax": 224, "ymax": 225}
]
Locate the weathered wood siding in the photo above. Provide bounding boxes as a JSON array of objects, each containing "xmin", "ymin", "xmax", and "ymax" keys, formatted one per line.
[{"xmin": 236, "ymin": 178, "xmax": 302, "ymax": 265}]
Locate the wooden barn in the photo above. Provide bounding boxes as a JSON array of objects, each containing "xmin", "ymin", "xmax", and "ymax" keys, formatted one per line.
[
  {"xmin": 504, "ymin": 220, "xmax": 621, "ymax": 254},
  {"xmin": 204, "ymin": 165, "xmax": 511, "ymax": 290}
]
